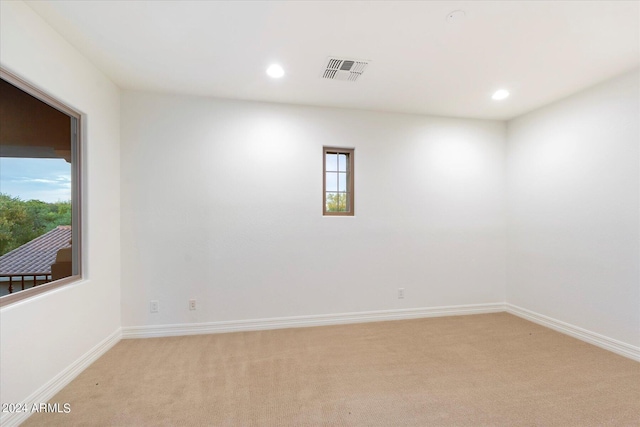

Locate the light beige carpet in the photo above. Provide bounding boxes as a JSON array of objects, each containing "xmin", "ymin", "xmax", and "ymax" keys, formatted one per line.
[{"xmin": 23, "ymin": 313, "xmax": 640, "ymax": 426}]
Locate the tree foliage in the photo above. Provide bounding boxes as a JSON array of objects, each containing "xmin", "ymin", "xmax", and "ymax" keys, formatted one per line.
[
  {"xmin": 0, "ymin": 193, "xmax": 71, "ymax": 256},
  {"xmin": 326, "ymin": 193, "xmax": 348, "ymax": 212}
]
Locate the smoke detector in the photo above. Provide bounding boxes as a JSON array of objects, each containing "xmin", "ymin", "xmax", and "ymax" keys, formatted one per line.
[{"xmin": 321, "ymin": 57, "xmax": 370, "ymax": 82}]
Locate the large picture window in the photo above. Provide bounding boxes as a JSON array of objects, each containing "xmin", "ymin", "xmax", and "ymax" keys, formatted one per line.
[
  {"xmin": 323, "ymin": 147, "xmax": 354, "ymax": 216},
  {"xmin": 0, "ymin": 70, "xmax": 82, "ymax": 306}
]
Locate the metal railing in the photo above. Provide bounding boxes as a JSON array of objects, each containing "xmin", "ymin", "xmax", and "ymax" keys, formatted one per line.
[{"xmin": 0, "ymin": 273, "xmax": 53, "ymax": 294}]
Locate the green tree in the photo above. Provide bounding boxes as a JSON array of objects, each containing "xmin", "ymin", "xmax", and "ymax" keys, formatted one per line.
[
  {"xmin": 0, "ymin": 194, "xmax": 30, "ymax": 255},
  {"xmin": 0, "ymin": 193, "xmax": 71, "ymax": 256},
  {"xmin": 326, "ymin": 193, "xmax": 348, "ymax": 212}
]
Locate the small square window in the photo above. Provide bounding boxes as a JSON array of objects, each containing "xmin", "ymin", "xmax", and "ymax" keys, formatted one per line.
[{"xmin": 323, "ymin": 147, "xmax": 354, "ymax": 216}]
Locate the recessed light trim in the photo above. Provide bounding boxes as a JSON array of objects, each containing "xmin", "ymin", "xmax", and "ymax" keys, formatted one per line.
[
  {"xmin": 492, "ymin": 89, "xmax": 510, "ymax": 100},
  {"xmin": 266, "ymin": 64, "xmax": 285, "ymax": 79}
]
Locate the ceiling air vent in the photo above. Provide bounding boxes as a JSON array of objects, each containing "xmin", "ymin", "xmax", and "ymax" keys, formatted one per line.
[{"xmin": 322, "ymin": 57, "xmax": 370, "ymax": 82}]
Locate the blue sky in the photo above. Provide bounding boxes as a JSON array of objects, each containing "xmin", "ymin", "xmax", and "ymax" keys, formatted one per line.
[{"xmin": 0, "ymin": 158, "xmax": 71, "ymax": 203}]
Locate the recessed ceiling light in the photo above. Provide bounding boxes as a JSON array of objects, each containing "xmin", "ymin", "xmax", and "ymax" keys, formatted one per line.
[
  {"xmin": 266, "ymin": 64, "xmax": 285, "ymax": 79},
  {"xmin": 492, "ymin": 89, "xmax": 510, "ymax": 100}
]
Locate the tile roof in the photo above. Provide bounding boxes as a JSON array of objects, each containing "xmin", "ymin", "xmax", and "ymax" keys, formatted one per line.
[{"xmin": 0, "ymin": 226, "xmax": 72, "ymax": 275}]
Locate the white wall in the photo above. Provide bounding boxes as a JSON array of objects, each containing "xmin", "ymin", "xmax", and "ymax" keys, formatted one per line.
[
  {"xmin": 121, "ymin": 92, "xmax": 506, "ymax": 327},
  {"xmin": 0, "ymin": 0, "xmax": 121, "ymax": 413},
  {"xmin": 507, "ymin": 69, "xmax": 640, "ymax": 346}
]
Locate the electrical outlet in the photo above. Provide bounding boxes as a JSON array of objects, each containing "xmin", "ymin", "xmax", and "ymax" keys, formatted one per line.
[
  {"xmin": 150, "ymin": 300, "xmax": 159, "ymax": 313},
  {"xmin": 189, "ymin": 299, "xmax": 196, "ymax": 311},
  {"xmin": 398, "ymin": 288, "xmax": 405, "ymax": 299}
]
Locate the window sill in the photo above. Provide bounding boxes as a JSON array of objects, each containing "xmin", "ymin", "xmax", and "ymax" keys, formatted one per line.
[{"xmin": 0, "ymin": 275, "xmax": 82, "ymax": 308}]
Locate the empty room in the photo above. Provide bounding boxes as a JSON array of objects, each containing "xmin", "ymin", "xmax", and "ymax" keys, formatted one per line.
[{"xmin": 0, "ymin": 1, "xmax": 638, "ymax": 426}]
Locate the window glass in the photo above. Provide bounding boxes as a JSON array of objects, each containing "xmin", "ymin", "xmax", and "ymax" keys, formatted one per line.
[
  {"xmin": 326, "ymin": 153, "xmax": 338, "ymax": 172},
  {"xmin": 326, "ymin": 172, "xmax": 338, "ymax": 191}
]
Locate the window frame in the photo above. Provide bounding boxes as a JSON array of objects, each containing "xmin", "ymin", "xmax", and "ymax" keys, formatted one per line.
[
  {"xmin": 323, "ymin": 146, "xmax": 355, "ymax": 216},
  {"xmin": 0, "ymin": 68, "xmax": 83, "ymax": 308}
]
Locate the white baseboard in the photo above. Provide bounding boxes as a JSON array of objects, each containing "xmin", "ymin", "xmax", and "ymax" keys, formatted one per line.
[
  {"xmin": 122, "ymin": 303, "xmax": 506, "ymax": 339},
  {"xmin": 506, "ymin": 304, "xmax": 640, "ymax": 362},
  {"xmin": 0, "ymin": 328, "xmax": 122, "ymax": 427}
]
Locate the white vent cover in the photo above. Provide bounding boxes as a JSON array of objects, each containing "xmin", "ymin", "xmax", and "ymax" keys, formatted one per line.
[{"xmin": 322, "ymin": 57, "xmax": 370, "ymax": 82}]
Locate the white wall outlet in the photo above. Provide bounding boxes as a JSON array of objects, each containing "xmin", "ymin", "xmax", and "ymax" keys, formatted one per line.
[
  {"xmin": 398, "ymin": 288, "xmax": 405, "ymax": 299},
  {"xmin": 150, "ymin": 300, "xmax": 159, "ymax": 313},
  {"xmin": 189, "ymin": 299, "xmax": 196, "ymax": 311}
]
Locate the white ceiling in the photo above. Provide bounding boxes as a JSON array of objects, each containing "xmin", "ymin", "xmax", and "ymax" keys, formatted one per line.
[{"xmin": 26, "ymin": 1, "xmax": 640, "ymax": 120}]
